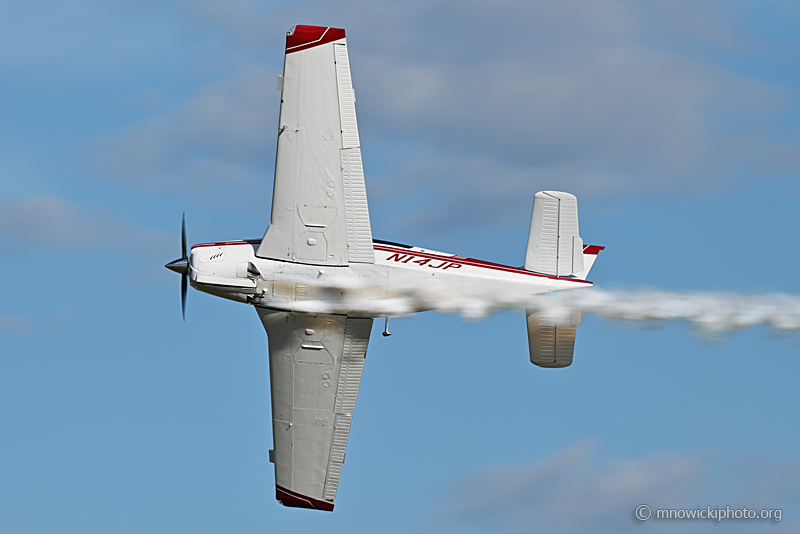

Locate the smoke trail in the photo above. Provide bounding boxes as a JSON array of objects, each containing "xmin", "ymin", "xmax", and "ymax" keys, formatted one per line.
[
  {"xmin": 277, "ymin": 275, "xmax": 800, "ymax": 334},
  {"xmin": 527, "ymin": 289, "xmax": 800, "ymax": 333}
]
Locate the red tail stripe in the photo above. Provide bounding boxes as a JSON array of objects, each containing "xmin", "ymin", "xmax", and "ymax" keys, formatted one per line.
[{"xmin": 583, "ymin": 245, "xmax": 605, "ymax": 255}]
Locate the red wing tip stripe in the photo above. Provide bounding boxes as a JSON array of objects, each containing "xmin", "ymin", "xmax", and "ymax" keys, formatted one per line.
[
  {"xmin": 286, "ymin": 25, "xmax": 346, "ymax": 53},
  {"xmin": 583, "ymin": 245, "xmax": 605, "ymax": 255},
  {"xmin": 276, "ymin": 485, "xmax": 334, "ymax": 512}
]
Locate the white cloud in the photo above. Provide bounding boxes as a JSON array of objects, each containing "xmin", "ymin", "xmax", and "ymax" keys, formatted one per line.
[
  {"xmin": 429, "ymin": 443, "xmax": 800, "ymax": 533},
  {"xmin": 186, "ymin": 0, "xmax": 287, "ymax": 48},
  {"xmin": 342, "ymin": 0, "xmax": 793, "ymax": 203},
  {"xmin": 0, "ymin": 314, "xmax": 31, "ymax": 333},
  {"xmin": 439, "ymin": 442, "xmax": 700, "ymax": 533},
  {"xmin": 99, "ymin": 67, "xmax": 277, "ymax": 194},
  {"xmin": 103, "ymin": 0, "xmax": 800, "ymax": 230},
  {"xmin": 0, "ymin": 196, "xmax": 172, "ymax": 258}
]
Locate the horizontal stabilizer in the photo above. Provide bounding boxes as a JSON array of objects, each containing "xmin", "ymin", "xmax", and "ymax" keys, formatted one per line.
[
  {"xmin": 574, "ymin": 244, "xmax": 604, "ymax": 280},
  {"xmin": 527, "ymin": 309, "xmax": 581, "ymax": 368}
]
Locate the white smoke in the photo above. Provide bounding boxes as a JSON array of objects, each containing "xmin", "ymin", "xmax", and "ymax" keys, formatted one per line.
[
  {"xmin": 528, "ymin": 289, "xmax": 800, "ymax": 333},
  {"xmin": 274, "ymin": 275, "xmax": 800, "ymax": 334}
]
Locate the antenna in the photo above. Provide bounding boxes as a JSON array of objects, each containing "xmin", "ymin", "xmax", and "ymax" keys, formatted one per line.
[{"xmin": 382, "ymin": 316, "xmax": 392, "ymax": 337}]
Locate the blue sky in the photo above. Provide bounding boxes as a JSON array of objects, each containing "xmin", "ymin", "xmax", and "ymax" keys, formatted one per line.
[{"xmin": 1, "ymin": 1, "xmax": 799, "ymax": 533}]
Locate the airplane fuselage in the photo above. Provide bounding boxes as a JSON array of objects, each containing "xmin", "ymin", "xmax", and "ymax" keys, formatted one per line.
[{"xmin": 188, "ymin": 239, "xmax": 593, "ymax": 318}]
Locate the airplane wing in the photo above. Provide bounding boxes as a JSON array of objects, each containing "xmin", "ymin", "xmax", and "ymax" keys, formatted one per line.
[
  {"xmin": 257, "ymin": 25, "xmax": 374, "ymax": 266},
  {"xmin": 257, "ymin": 307, "xmax": 372, "ymax": 511}
]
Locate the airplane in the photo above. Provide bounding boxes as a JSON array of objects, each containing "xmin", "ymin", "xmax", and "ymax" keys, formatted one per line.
[{"xmin": 165, "ymin": 25, "xmax": 602, "ymax": 511}]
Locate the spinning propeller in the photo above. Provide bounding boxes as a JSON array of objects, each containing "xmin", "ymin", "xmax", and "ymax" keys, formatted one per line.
[{"xmin": 164, "ymin": 213, "xmax": 189, "ymax": 320}]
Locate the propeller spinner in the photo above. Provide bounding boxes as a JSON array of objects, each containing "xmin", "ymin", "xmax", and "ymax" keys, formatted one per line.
[{"xmin": 165, "ymin": 213, "xmax": 189, "ymax": 320}]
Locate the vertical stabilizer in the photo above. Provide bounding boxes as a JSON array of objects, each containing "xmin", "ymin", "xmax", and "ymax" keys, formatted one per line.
[{"xmin": 525, "ymin": 191, "xmax": 583, "ymax": 277}]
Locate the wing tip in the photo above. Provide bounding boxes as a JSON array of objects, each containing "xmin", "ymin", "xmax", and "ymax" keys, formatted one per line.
[
  {"xmin": 286, "ymin": 25, "xmax": 346, "ymax": 54},
  {"xmin": 276, "ymin": 485, "xmax": 335, "ymax": 512}
]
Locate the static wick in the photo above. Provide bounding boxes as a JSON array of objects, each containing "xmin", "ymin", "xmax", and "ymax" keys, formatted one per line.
[{"xmin": 382, "ymin": 316, "xmax": 392, "ymax": 337}]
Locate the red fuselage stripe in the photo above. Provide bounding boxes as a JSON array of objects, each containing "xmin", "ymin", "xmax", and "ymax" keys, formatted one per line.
[
  {"xmin": 189, "ymin": 241, "xmax": 601, "ymax": 285},
  {"xmin": 191, "ymin": 240, "xmax": 259, "ymax": 250},
  {"xmin": 373, "ymin": 244, "xmax": 593, "ymax": 284}
]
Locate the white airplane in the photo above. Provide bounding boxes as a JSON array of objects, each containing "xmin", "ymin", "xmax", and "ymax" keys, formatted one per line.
[{"xmin": 166, "ymin": 25, "xmax": 602, "ymax": 511}]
